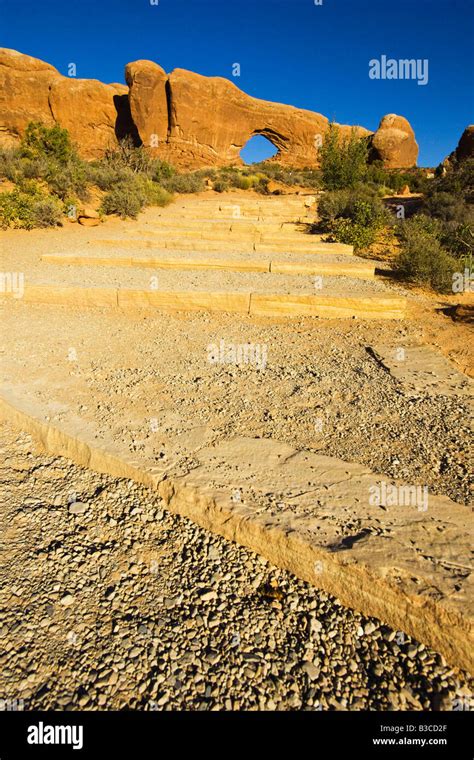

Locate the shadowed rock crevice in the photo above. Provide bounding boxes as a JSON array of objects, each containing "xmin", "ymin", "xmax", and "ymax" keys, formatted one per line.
[{"xmin": 113, "ymin": 93, "xmax": 141, "ymax": 145}]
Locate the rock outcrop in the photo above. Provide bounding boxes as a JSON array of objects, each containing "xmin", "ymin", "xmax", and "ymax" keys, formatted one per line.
[
  {"xmin": 125, "ymin": 60, "xmax": 169, "ymax": 149},
  {"xmin": 370, "ymin": 114, "xmax": 419, "ymax": 169},
  {"xmin": 455, "ymin": 125, "xmax": 474, "ymax": 162},
  {"xmin": 0, "ymin": 48, "xmax": 131, "ymax": 158},
  {"xmin": 0, "ymin": 48, "xmax": 419, "ymax": 169},
  {"xmin": 161, "ymin": 66, "xmax": 371, "ymax": 167}
]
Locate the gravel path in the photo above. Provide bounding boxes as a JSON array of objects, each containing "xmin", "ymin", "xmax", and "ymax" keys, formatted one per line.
[
  {"xmin": 1, "ymin": 304, "xmax": 471, "ymax": 505},
  {"xmin": 0, "ymin": 422, "xmax": 472, "ymax": 711}
]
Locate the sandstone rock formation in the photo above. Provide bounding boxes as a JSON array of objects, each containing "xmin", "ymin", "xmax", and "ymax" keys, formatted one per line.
[
  {"xmin": 370, "ymin": 114, "xmax": 419, "ymax": 169},
  {"xmin": 0, "ymin": 48, "xmax": 419, "ymax": 169},
  {"xmin": 0, "ymin": 48, "xmax": 131, "ymax": 158},
  {"xmin": 455, "ymin": 125, "xmax": 474, "ymax": 162},
  {"xmin": 161, "ymin": 66, "xmax": 371, "ymax": 168},
  {"xmin": 125, "ymin": 60, "xmax": 169, "ymax": 149},
  {"xmin": 0, "ymin": 48, "xmax": 57, "ymax": 147}
]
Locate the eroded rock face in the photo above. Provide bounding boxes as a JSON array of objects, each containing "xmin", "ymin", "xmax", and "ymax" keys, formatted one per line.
[
  {"xmin": 125, "ymin": 60, "xmax": 169, "ymax": 149},
  {"xmin": 455, "ymin": 125, "xmax": 474, "ymax": 162},
  {"xmin": 0, "ymin": 48, "xmax": 58, "ymax": 148},
  {"xmin": 136, "ymin": 65, "xmax": 372, "ymax": 168},
  {"xmin": 370, "ymin": 114, "xmax": 419, "ymax": 169},
  {"xmin": 49, "ymin": 78, "xmax": 129, "ymax": 159},
  {"xmin": 0, "ymin": 48, "xmax": 418, "ymax": 169},
  {"xmin": 0, "ymin": 48, "xmax": 131, "ymax": 158}
]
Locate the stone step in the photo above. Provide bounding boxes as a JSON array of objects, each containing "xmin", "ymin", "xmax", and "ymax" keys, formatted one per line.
[
  {"xmin": 90, "ymin": 238, "xmax": 354, "ymax": 255},
  {"xmin": 2, "ymin": 389, "xmax": 469, "ymax": 673},
  {"xmin": 154, "ymin": 209, "xmax": 314, "ymax": 221},
  {"xmin": 41, "ymin": 253, "xmax": 375, "ymax": 280},
  {"xmin": 128, "ymin": 227, "xmax": 330, "ymax": 247},
  {"xmin": 132, "ymin": 220, "xmax": 307, "ymax": 234},
  {"xmin": 1, "ymin": 283, "xmax": 406, "ymax": 319}
]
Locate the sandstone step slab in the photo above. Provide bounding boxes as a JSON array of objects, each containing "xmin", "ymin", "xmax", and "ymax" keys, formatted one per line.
[
  {"xmin": 90, "ymin": 238, "xmax": 354, "ymax": 255},
  {"xmin": 0, "ymin": 283, "xmax": 406, "ymax": 319},
  {"xmin": 156, "ymin": 209, "xmax": 314, "ymax": 222},
  {"xmin": 0, "ymin": 387, "xmax": 471, "ymax": 674},
  {"xmin": 270, "ymin": 260, "xmax": 374, "ymax": 279},
  {"xmin": 41, "ymin": 253, "xmax": 375, "ymax": 280},
  {"xmin": 249, "ymin": 293, "xmax": 406, "ymax": 320},
  {"xmin": 125, "ymin": 227, "xmax": 333, "ymax": 248},
  {"xmin": 134, "ymin": 219, "xmax": 287, "ymax": 233},
  {"xmin": 369, "ymin": 344, "xmax": 474, "ymax": 398},
  {"xmin": 41, "ymin": 253, "xmax": 270, "ymax": 273},
  {"xmin": 255, "ymin": 241, "xmax": 353, "ymax": 255}
]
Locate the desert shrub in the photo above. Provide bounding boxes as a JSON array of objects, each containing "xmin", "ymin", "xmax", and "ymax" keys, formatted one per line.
[
  {"xmin": 319, "ymin": 124, "xmax": 369, "ymax": 190},
  {"xmin": 229, "ymin": 173, "xmax": 253, "ymax": 190},
  {"xmin": 330, "ymin": 200, "xmax": 388, "ymax": 250},
  {"xmin": 396, "ymin": 215, "xmax": 459, "ymax": 292},
  {"xmin": 365, "ymin": 163, "xmax": 428, "ymax": 194},
  {"xmin": 250, "ymin": 162, "xmax": 322, "ymax": 189},
  {"xmin": 142, "ymin": 179, "xmax": 173, "ymax": 206},
  {"xmin": 100, "ymin": 137, "xmax": 154, "ymax": 175},
  {"xmin": 87, "ymin": 162, "xmax": 131, "ymax": 191},
  {"xmin": 409, "ymin": 161, "xmax": 474, "ymax": 269},
  {"xmin": 88, "ymin": 139, "xmax": 176, "ymax": 192},
  {"xmin": 0, "ymin": 125, "xmax": 175, "ymax": 226},
  {"xmin": 439, "ymin": 221, "xmax": 474, "ymax": 260},
  {"xmin": 101, "ymin": 176, "xmax": 172, "ymax": 218},
  {"xmin": 15, "ymin": 122, "xmax": 90, "ymax": 200},
  {"xmin": 101, "ymin": 181, "xmax": 145, "ymax": 218},
  {"xmin": 46, "ymin": 163, "xmax": 89, "ymax": 201},
  {"xmin": 318, "ymin": 189, "xmax": 351, "ymax": 225},
  {"xmin": 31, "ymin": 197, "xmax": 63, "ymax": 227},
  {"xmin": 423, "ymin": 191, "xmax": 472, "ymax": 224},
  {"xmin": 20, "ymin": 122, "xmax": 78, "ymax": 164},
  {"xmin": 318, "ymin": 185, "xmax": 389, "ymax": 250},
  {"xmin": 433, "ymin": 158, "xmax": 474, "ymax": 200},
  {"xmin": 330, "ymin": 217, "xmax": 378, "ymax": 250},
  {"xmin": 162, "ymin": 172, "xmax": 205, "ymax": 194},
  {"xmin": 150, "ymin": 160, "xmax": 175, "ymax": 184},
  {"xmin": 0, "ymin": 186, "xmax": 62, "ymax": 229},
  {"xmin": 213, "ymin": 178, "xmax": 231, "ymax": 193}
]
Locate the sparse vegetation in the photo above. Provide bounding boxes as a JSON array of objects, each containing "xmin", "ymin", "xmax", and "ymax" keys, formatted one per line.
[
  {"xmin": 101, "ymin": 175, "xmax": 172, "ymax": 219},
  {"xmin": 0, "ymin": 125, "xmax": 174, "ymax": 227},
  {"xmin": 395, "ymin": 159, "xmax": 473, "ymax": 291},
  {"xmin": 319, "ymin": 124, "xmax": 370, "ymax": 190},
  {"xmin": 395, "ymin": 215, "xmax": 459, "ymax": 292},
  {"xmin": 0, "ymin": 182, "xmax": 62, "ymax": 230},
  {"xmin": 317, "ymin": 185, "xmax": 390, "ymax": 252}
]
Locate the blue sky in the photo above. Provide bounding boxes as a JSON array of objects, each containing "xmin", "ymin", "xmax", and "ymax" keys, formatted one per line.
[{"xmin": 1, "ymin": 0, "xmax": 472, "ymax": 166}]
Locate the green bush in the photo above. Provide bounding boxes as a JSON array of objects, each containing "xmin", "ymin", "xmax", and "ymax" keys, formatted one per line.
[
  {"xmin": 163, "ymin": 172, "xmax": 205, "ymax": 194},
  {"xmin": 330, "ymin": 217, "xmax": 380, "ymax": 250},
  {"xmin": 87, "ymin": 162, "xmax": 131, "ymax": 191},
  {"xmin": 249, "ymin": 162, "xmax": 322, "ymax": 189},
  {"xmin": 396, "ymin": 215, "xmax": 459, "ymax": 292},
  {"xmin": 317, "ymin": 185, "xmax": 389, "ymax": 251},
  {"xmin": 20, "ymin": 122, "xmax": 78, "ymax": 164},
  {"xmin": 423, "ymin": 191, "xmax": 472, "ymax": 224},
  {"xmin": 213, "ymin": 178, "xmax": 231, "ymax": 193},
  {"xmin": 46, "ymin": 163, "xmax": 89, "ymax": 201},
  {"xmin": 319, "ymin": 124, "xmax": 369, "ymax": 190},
  {"xmin": 0, "ymin": 125, "xmax": 176, "ymax": 227},
  {"xmin": 0, "ymin": 187, "xmax": 62, "ymax": 229},
  {"xmin": 101, "ymin": 176, "xmax": 172, "ymax": 218},
  {"xmin": 101, "ymin": 181, "xmax": 145, "ymax": 218},
  {"xmin": 318, "ymin": 189, "xmax": 351, "ymax": 225},
  {"xmin": 365, "ymin": 163, "xmax": 428, "ymax": 194}
]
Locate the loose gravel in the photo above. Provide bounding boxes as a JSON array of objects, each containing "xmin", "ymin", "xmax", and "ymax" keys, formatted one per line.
[{"xmin": 1, "ymin": 423, "xmax": 472, "ymax": 711}]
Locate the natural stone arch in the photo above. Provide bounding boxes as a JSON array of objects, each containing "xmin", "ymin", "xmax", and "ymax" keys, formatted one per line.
[
  {"xmin": 249, "ymin": 128, "xmax": 290, "ymax": 160},
  {"xmin": 240, "ymin": 131, "xmax": 280, "ymax": 164}
]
